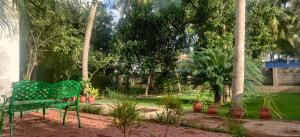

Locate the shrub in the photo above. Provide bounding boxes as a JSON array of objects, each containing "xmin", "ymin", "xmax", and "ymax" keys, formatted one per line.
[
  {"xmin": 224, "ymin": 117, "xmax": 248, "ymax": 137},
  {"xmin": 104, "ymin": 87, "xmax": 126, "ymax": 99},
  {"xmin": 109, "ymin": 100, "xmax": 140, "ymax": 137},
  {"xmin": 157, "ymin": 94, "xmax": 183, "ymax": 137},
  {"xmin": 69, "ymin": 104, "xmax": 102, "ymax": 115}
]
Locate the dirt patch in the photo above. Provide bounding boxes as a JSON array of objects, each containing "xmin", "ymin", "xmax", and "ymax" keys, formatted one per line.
[
  {"xmin": 1, "ymin": 110, "xmax": 229, "ymax": 137},
  {"xmin": 183, "ymin": 112, "xmax": 225, "ymax": 129},
  {"xmin": 243, "ymin": 121, "xmax": 300, "ymax": 137}
]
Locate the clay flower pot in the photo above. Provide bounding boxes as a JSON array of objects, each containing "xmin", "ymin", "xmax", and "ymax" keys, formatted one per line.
[
  {"xmin": 193, "ymin": 100, "xmax": 203, "ymax": 112},
  {"xmin": 88, "ymin": 96, "xmax": 95, "ymax": 103},
  {"xmin": 232, "ymin": 108, "xmax": 245, "ymax": 119},
  {"xmin": 207, "ymin": 105, "xmax": 219, "ymax": 115},
  {"xmin": 71, "ymin": 96, "xmax": 77, "ymax": 102},
  {"xmin": 259, "ymin": 108, "xmax": 272, "ymax": 120},
  {"xmin": 80, "ymin": 96, "xmax": 86, "ymax": 103}
]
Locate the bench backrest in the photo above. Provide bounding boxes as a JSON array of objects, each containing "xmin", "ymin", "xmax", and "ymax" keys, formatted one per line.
[
  {"xmin": 11, "ymin": 80, "xmax": 81, "ymax": 101},
  {"xmin": 12, "ymin": 81, "xmax": 52, "ymax": 101},
  {"xmin": 51, "ymin": 80, "xmax": 81, "ymax": 99}
]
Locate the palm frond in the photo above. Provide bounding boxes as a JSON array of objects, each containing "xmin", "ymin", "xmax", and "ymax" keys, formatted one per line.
[{"xmin": 0, "ymin": 0, "xmax": 13, "ymax": 36}]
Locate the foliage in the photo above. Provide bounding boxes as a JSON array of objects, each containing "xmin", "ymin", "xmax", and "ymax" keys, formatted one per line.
[
  {"xmin": 184, "ymin": 0, "xmax": 235, "ymax": 50},
  {"xmin": 158, "ymin": 94, "xmax": 183, "ymax": 112},
  {"xmin": 184, "ymin": 47, "xmax": 264, "ymax": 103},
  {"xmin": 116, "ymin": 1, "xmax": 187, "ymax": 92},
  {"xmin": 246, "ymin": 0, "xmax": 284, "ymax": 59},
  {"xmin": 189, "ymin": 84, "xmax": 209, "ymax": 104},
  {"xmin": 19, "ymin": 0, "xmax": 88, "ymax": 81},
  {"xmin": 188, "ymin": 47, "xmax": 233, "ymax": 103},
  {"xmin": 224, "ymin": 117, "xmax": 248, "ymax": 137},
  {"xmin": 261, "ymin": 92, "xmax": 283, "ymax": 119},
  {"xmin": 69, "ymin": 104, "xmax": 102, "ymax": 115},
  {"xmin": 104, "ymin": 87, "xmax": 127, "ymax": 99},
  {"xmin": 109, "ymin": 100, "xmax": 140, "ymax": 137},
  {"xmin": 157, "ymin": 94, "xmax": 183, "ymax": 137},
  {"xmin": 87, "ymin": 87, "xmax": 100, "ymax": 98}
]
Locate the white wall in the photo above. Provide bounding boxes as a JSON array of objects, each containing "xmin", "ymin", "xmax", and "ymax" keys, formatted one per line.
[{"xmin": 0, "ymin": 9, "xmax": 19, "ymax": 98}]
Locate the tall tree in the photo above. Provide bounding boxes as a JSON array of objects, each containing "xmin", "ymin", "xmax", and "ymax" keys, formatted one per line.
[
  {"xmin": 82, "ymin": 0, "xmax": 98, "ymax": 84},
  {"xmin": 232, "ymin": 0, "xmax": 246, "ymax": 108},
  {"xmin": 116, "ymin": 1, "xmax": 187, "ymax": 96}
]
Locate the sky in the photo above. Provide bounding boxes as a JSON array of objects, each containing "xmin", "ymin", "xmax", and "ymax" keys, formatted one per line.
[{"xmin": 84, "ymin": 0, "xmax": 121, "ymax": 23}]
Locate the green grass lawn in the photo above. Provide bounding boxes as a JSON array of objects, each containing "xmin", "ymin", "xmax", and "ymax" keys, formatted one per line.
[{"xmin": 95, "ymin": 90, "xmax": 300, "ymax": 121}]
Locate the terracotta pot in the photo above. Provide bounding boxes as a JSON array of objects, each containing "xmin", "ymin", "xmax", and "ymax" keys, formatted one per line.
[
  {"xmin": 207, "ymin": 105, "xmax": 219, "ymax": 115},
  {"xmin": 259, "ymin": 108, "xmax": 272, "ymax": 120},
  {"xmin": 193, "ymin": 100, "xmax": 203, "ymax": 112},
  {"xmin": 88, "ymin": 96, "xmax": 95, "ymax": 103},
  {"xmin": 232, "ymin": 108, "xmax": 245, "ymax": 119},
  {"xmin": 80, "ymin": 96, "xmax": 86, "ymax": 103},
  {"xmin": 71, "ymin": 97, "xmax": 77, "ymax": 102}
]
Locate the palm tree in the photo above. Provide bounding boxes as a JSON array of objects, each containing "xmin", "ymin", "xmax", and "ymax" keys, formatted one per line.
[
  {"xmin": 231, "ymin": 0, "xmax": 246, "ymax": 108},
  {"xmin": 190, "ymin": 47, "xmax": 233, "ymax": 103}
]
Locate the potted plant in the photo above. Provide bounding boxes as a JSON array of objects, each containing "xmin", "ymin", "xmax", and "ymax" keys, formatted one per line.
[
  {"xmin": 193, "ymin": 100, "xmax": 203, "ymax": 113},
  {"xmin": 71, "ymin": 96, "xmax": 77, "ymax": 102},
  {"xmin": 80, "ymin": 95, "xmax": 86, "ymax": 103},
  {"xmin": 192, "ymin": 89, "xmax": 206, "ymax": 112},
  {"xmin": 87, "ymin": 87, "xmax": 99, "ymax": 104},
  {"xmin": 259, "ymin": 93, "xmax": 282, "ymax": 120},
  {"xmin": 231, "ymin": 100, "xmax": 246, "ymax": 119},
  {"xmin": 207, "ymin": 104, "xmax": 219, "ymax": 115}
]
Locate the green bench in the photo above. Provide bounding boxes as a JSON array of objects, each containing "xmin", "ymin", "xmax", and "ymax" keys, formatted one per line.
[{"xmin": 3, "ymin": 80, "xmax": 82, "ymax": 137}]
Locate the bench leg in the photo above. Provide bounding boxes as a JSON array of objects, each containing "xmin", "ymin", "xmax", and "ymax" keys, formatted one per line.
[
  {"xmin": 76, "ymin": 103, "xmax": 81, "ymax": 128},
  {"xmin": 43, "ymin": 108, "xmax": 46, "ymax": 119},
  {"xmin": 20, "ymin": 111, "xmax": 22, "ymax": 118},
  {"xmin": 9, "ymin": 111, "xmax": 13, "ymax": 137},
  {"xmin": 62, "ymin": 106, "xmax": 68, "ymax": 126}
]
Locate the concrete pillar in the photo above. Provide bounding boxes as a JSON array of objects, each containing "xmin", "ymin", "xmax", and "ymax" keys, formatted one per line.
[
  {"xmin": 0, "ymin": 7, "xmax": 19, "ymax": 98},
  {"xmin": 272, "ymin": 68, "xmax": 279, "ymax": 86}
]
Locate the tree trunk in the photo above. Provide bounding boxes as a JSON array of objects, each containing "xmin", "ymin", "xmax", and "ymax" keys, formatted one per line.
[
  {"xmin": 231, "ymin": 0, "xmax": 246, "ymax": 108},
  {"xmin": 223, "ymin": 84, "xmax": 230, "ymax": 102},
  {"xmin": 82, "ymin": 1, "xmax": 98, "ymax": 81},
  {"xmin": 175, "ymin": 70, "xmax": 181, "ymax": 92},
  {"xmin": 145, "ymin": 71, "xmax": 153, "ymax": 97},
  {"xmin": 212, "ymin": 85, "xmax": 222, "ymax": 104}
]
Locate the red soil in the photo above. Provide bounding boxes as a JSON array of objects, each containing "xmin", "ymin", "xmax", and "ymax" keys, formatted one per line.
[{"xmin": 2, "ymin": 110, "xmax": 229, "ymax": 137}]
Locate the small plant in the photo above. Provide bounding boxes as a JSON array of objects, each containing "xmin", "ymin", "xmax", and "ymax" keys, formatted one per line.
[
  {"xmin": 190, "ymin": 84, "xmax": 208, "ymax": 112},
  {"xmin": 81, "ymin": 79, "xmax": 100, "ymax": 103},
  {"xmin": 260, "ymin": 92, "xmax": 283, "ymax": 119},
  {"xmin": 224, "ymin": 117, "xmax": 248, "ymax": 137},
  {"xmin": 231, "ymin": 99, "xmax": 247, "ymax": 119},
  {"xmin": 87, "ymin": 87, "xmax": 99, "ymax": 98},
  {"xmin": 105, "ymin": 87, "xmax": 126, "ymax": 99},
  {"xmin": 69, "ymin": 104, "xmax": 102, "ymax": 115},
  {"xmin": 109, "ymin": 100, "xmax": 140, "ymax": 137},
  {"xmin": 158, "ymin": 94, "xmax": 183, "ymax": 137}
]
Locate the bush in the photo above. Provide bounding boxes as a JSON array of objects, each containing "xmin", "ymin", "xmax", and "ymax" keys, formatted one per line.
[
  {"xmin": 109, "ymin": 100, "xmax": 140, "ymax": 137},
  {"xmin": 158, "ymin": 94, "xmax": 183, "ymax": 113},
  {"xmin": 224, "ymin": 117, "xmax": 248, "ymax": 137},
  {"xmin": 157, "ymin": 94, "xmax": 183, "ymax": 137},
  {"xmin": 69, "ymin": 104, "xmax": 102, "ymax": 115},
  {"xmin": 104, "ymin": 87, "xmax": 127, "ymax": 99}
]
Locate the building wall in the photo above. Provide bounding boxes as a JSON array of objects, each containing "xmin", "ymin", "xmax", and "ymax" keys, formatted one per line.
[
  {"xmin": 0, "ymin": 9, "xmax": 19, "ymax": 97},
  {"xmin": 275, "ymin": 68, "xmax": 300, "ymax": 86},
  {"xmin": 262, "ymin": 68, "xmax": 300, "ymax": 86}
]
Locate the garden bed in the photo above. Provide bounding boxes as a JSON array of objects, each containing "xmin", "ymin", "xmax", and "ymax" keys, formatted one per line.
[{"xmin": 1, "ymin": 110, "xmax": 229, "ymax": 137}]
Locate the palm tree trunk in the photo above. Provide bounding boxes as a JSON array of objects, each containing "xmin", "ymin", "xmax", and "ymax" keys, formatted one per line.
[
  {"xmin": 82, "ymin": 0, "xmax": 97, "ymax": 79},
  {"xmin": 232, "ymin": 0, "xmax": 246, "ymax": 108}
]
